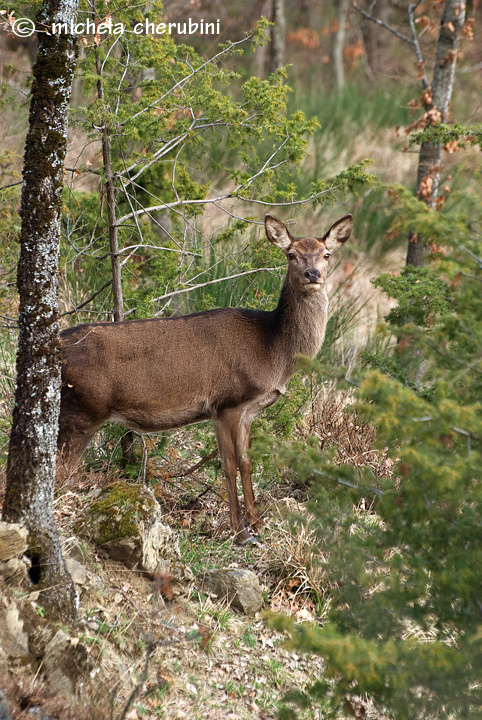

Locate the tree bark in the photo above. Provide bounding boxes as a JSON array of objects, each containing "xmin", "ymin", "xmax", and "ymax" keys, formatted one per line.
[
  {"xmin": 3, "ymin": 0, "xmax": 78, "ymax": 621},
  {"xmin": 358, "ymin": 0, "xmax": 389, "ymax": 76},
  {"xmin": 407, "ymin": 0, "xmax": 466, "ymax": 267},
  {"xmin": 333, "ymin": 0, "xmax": 350, "ymax": 89},
  {"xmin": 255, "ymin": 0, "xmax": 273, "ymax": 78},
  {"xmin": 270, "ymin": 0, "xmax": 286, "ymax": 73}
]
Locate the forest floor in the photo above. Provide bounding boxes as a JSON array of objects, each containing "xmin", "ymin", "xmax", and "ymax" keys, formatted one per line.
[
  {"xmin": 0, "ymin": 451, "xmax": 341, "ymax": 720},
  {"xmin": 0, "ymin": 375, "xmax": 392, "ymax": 720}
]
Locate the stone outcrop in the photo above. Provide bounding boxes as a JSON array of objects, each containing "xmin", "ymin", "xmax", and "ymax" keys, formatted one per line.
[
  {"xmin": 75, "ymin": 481, "xmax": 180, "ymax": 572},
  {"xmin": 0, "ymin": 521, "xmax": 30, "ymax": 583}
]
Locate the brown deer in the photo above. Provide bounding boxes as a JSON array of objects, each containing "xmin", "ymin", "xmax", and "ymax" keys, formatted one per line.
[{"xmin": 58, "ymin": 213, "xmax": 353, "ymax": 543}]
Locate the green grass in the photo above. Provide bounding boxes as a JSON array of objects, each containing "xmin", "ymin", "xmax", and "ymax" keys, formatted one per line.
[{"xmin": 294, "ymin": 82, "xmax": 412, "ymax": 151}]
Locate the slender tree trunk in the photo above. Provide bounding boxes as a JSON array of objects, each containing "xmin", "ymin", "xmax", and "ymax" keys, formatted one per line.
[
  {"xmin": 3, "ymin": 0, "xmax": 78, "ymax": 620},
  {"xmin": 96, "ymin": 55, "xmax": 124, "ymax": 322},
  {"xmin": 102, "ymin": 130, "xmax": 125, "ymax": 322},
  {"xmin": 255, "ymin": 0, "xmax": 273, "ymax": 78},
  {"xmin": 407, "ymin": 0, "xmax": 466, "ymax": 267},
  {"xmin": 270, "ymin": 0, "xmax": 286, "ymax": 73},
  {"xmin": 333, "ymin": 0, "xmax": 350, "ymax": 89},
  {"xmin": 96, "ymin": 38, "xmax": 133, "ymax": 461},
  {"xmin": 358, "ymin": 0, "xmax": 387, "ymax": 76}
]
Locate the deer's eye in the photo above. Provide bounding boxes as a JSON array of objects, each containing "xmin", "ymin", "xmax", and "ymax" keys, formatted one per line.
[
  {"xmin": 288, "ymin": 252, "xmax": 296, "ymax": 260},
  {"xmin": 324, "ymin": 253, "xmax": 331, "ymax": 260}
]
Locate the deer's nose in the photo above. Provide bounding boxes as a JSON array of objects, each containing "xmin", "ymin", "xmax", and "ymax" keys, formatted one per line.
[{"xmin": 304, "ymin": 269, "xmax": 321, "ymax": 282}]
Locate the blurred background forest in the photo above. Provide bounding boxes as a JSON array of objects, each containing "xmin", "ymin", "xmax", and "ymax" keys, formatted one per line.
[{"xmin": 0, "ymin": 1, "xmax": 482, "ymax": 718}]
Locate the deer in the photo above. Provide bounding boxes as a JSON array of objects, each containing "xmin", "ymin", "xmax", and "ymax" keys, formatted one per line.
[{"xmin": 58, "ymin": 213, "xmax": 353, "ymax": 543}]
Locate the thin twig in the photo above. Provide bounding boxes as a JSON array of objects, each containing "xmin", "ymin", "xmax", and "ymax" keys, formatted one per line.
[
  {"xmin": 118, "ymin": 33, "xmax": 255, "ymax": 128},
  {"xmin": 171, "ymin": 449, "xmax": 218, "ymax": 478},
  {"xmin": 0, "ymin": 180, "xmax": 22, "ymax": 191},
  {"xmin": 149, "ymin": 266, "xmax": 281, "ymax": 306},
  {"xmin": 60, "ymin": 279, "xmax": 112, "ymax": 317},
  {"xmin": 407, "ymin": 2, "xmax": 429, "ymax": 90},
  {"xmin": 353, "ymin": 2, "xmax": 415, "ymax": 47}
]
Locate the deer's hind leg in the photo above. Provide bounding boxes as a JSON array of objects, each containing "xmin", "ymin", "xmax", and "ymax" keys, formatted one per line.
[{"xmin": 236, "ymin": 415, "xmax": 260, "ymax": 530}]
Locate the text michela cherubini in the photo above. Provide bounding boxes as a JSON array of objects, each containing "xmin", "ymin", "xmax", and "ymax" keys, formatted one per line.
[{"xmin": 51, "ymin": 17, "xmax": 221, "ymax": 37}]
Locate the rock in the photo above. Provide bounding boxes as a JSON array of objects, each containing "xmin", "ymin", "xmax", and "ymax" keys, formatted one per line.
[
  {"xmin": 0, "ymin": 556, "xmax": 30, "ymax": 583},
  {"xmin": 62, "ymin": 537, "xmax": 86, "ymax": 564},
  {"xmin": 88, "ymin": 643, "xmax": 136, "ymax": 703},
  {"xmin": 0, "ymin": 521, "xmax": 28, "ymax": 561},
  {"xmin": 0, "ymin": 521, "xmax": 30, "ymax": 585},
  {"xmin": 65, "ymin": 557, "xmax": 88, "ymax": 586},
  {"xmin": 198, "ymin": 569, "xmax": 264, "ymax": 614},
  {"xmin": 76, "ymin": 481, "xmax": 180, "ymax": 572},
  {"xmin": 0, "ymin": 602, "xmax": 29, "ymax": 661},
  {"xmin": 42, "ymin": 630, "xmax": 90, "ymax": 700},
  {"xmin": 0, "ymin": 691, "xmax": 12, "ymax": 720}
]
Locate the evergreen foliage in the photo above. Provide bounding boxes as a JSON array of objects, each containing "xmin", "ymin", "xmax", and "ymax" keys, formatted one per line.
[
  {"xmin": 268, "ymin": 196, "xmax": 482, "ymax": 719},
  {"xmin": 54, "ymin": 1, "xmax": 372, "ymax": 320}
]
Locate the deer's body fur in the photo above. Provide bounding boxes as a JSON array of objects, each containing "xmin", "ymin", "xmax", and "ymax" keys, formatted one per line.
[{"xmin": 58, "ymin": 214, "xmax": 353, "ymax": 543}]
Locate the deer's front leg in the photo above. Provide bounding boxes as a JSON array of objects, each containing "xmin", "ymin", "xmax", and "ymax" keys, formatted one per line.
[{"xmin": 213, "ymin": 411, "xmax": 253, "ymax": 544}]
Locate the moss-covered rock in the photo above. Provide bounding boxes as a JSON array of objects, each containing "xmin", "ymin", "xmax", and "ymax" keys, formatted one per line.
[{"xmin": 76, "ymin": 482, "xmax": 179, "ymax": 572}]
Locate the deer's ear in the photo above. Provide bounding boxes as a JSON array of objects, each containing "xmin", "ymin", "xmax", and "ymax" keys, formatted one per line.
[
  {"xmin": 265, "ymin": 215, "xmax": 292, "ymax": 252},
  {"xmin": 323, "ymin": 214, "xmax": 353, "ymax": 252}
]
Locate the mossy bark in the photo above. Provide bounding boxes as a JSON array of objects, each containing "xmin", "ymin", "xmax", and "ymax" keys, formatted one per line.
[{"xmin": 3, "ymin": 0, "xmax": 79, "ymax": 621}]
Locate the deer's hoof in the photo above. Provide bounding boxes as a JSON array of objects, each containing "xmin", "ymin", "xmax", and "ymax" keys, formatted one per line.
[{"xmin": 239, "ymin": 534, "xmax": 263, "ymax": 547}]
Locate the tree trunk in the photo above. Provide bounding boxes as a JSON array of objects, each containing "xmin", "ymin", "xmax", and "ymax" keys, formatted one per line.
[
  {"xmin": 3, "ymin": 0, "xmax": 79, "ymax": 620},
  {"xmin": 255, "ymin": 0, "xmax": 273, "ymax": 78},
  {"xmin": 407, "ymin": 0, "xmax": 466, "ymax": 267},
  {"xmin": 95, "ymin": 51, "xmax": 125, "ymax": 323},
  {"xmin": 270, "ymin": 0, "xmax": 286, "ymax": 73},
  {"xmin": 102, "ymin": 129, "xmax": 125, "ymax": 322},
  {"xmin": 95, "ymin": 38, "xmax": 134, "ymax": 462},
  {"xmin": 333, "ymin": 0, "xmax": 350, "ymax": 89}
]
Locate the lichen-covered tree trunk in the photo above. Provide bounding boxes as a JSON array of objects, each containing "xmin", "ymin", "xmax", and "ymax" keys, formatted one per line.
[
  {"xmin": 407, "ymin": 0, "xmax": 465, "ymax": 267},
  {"xmin": 3, "ymin": 0, "xmax": 78, "ymax": 620}
]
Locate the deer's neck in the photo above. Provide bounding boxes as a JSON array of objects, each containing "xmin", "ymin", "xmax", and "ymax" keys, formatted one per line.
[{"xmin": 273, "ymin": 280, "xmax": 329, "ymax": 369}]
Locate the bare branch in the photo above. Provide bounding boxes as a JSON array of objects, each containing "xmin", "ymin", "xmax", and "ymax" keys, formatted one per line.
[
  {"xmin": 171, "ymin": 449, "xmax": 218, "ymax": 478},
  {"xmin": 60, "ymin": 280, "xmax": 112, "ymax": 317},
  {"xmin": 353, "ymin": 2, "xmax": 415, "ymax": 47},
  {"xmin": 115, "ymin": 183, "xmax": 338, "ymax": 226},
  {"xmin": 150, "ymin": 266, "xmax": 282, "ymax": 307},
  {"xmin": 236, "ymin": 185, "xmax": 341, "ymax": 207},
  {"xmin": 118, "ymin": 242, "xmax": 202, "ymax": 259},
  {"xmin": 407, "ymin": 2, "xmax": 429, "ymax": 90},
  {"xmin": 0, "ymin": 180, "xmax": 22, "ymax": 191},
  {"xmin": 65, "ymin": 166, "xmax": 101, "ymax": 176}
]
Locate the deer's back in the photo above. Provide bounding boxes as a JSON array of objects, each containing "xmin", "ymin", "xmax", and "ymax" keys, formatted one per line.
[{"xmin": 60, "ymin": 309, "xmax": 282, "ymax": 431}]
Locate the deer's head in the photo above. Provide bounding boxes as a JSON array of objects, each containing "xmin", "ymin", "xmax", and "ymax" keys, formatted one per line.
[{"xmin": 265, "ymin": 214, "xmax": 353, "ymax": 294}]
